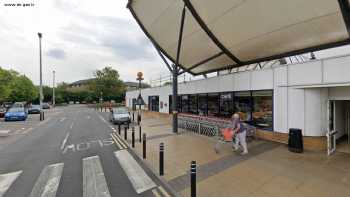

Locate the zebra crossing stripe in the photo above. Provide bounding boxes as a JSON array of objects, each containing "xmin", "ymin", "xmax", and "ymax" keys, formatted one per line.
[
  {"xmin": 114, "ymin": 133, "xmax": 129, "ymax": 148},
  {"xmin": 114, "ymin": 150, "xmax": 156, "ymax": 194},
  {"xmin": 29, "ymin": 163, "xmax": 64, "ymax": 197},
  {"xmin": 83, "ymin": 156, "xmax": 111, "ymax": 197},
  {"xmin": 0, "ymin": 170, "xmax": 22, "ymax": 197}
]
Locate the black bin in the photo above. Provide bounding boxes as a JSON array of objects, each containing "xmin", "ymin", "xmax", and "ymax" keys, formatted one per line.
[{"xmin": 288, "ymin": 128, "xmax": 303, "ymax": 153}]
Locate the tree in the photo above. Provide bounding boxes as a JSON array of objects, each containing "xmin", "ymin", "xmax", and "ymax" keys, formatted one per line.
[
  {"xmin": 0, "ymin": 67, "xmax": 14, "ymax": 102},
  {"xmin": 8, "ymin": 75, "xmax": 37, "ymax": 102},
  {"xmin": 89, "ymin": 67, "xmax": 125, "ymax": 102}
]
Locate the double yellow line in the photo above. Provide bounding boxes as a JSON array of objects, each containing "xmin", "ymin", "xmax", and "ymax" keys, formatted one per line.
[
  {"xmin": 152, "ymin": 186, "xmax": 171, "ymax": 197},
  {"xmin": 110, "ymin": 132, "xmax": 128, "ymax": 149}
]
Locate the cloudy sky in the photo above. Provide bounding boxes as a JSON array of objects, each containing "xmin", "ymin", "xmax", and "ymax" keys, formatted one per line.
[
  {"xmin": 1, "ymin": 0, "xmax": 350, "ymax": 86},
  {"xmin": 0, "ymin": 0, "xmax": 170, "ymax": 86}
]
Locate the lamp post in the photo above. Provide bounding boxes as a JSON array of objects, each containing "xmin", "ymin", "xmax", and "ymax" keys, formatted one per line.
[
  {"xmin": 136, "ymin": 72, "xmax": 144, "ymax": 124},
  {"xmin": 52, "ymin": 70, "xmax": 55, "ymax": 108},
  {"xmin": 38, "ymin": 33, "xmax": 43, "ymax": 110}
]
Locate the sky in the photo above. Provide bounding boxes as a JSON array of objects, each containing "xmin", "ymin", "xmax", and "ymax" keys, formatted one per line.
[
  {"xmin": 0, "ymin": 0, "xmax": 170, "ymax": 86},
  {"xmin": 1, "ymin": 0, "xmax": 350, "ymax": 86}
]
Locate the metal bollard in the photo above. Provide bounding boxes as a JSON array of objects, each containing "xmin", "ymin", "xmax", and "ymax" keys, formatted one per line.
[
  {"xmin": 39, "ymin": 111, "xmax": 42, "ymax": 121},
  {"xmin": 43, "ymin": 111, "xmax": 45, "ymax": 120},
  {"xmin": 142, "ymin": 133, "xmax": 146, "ymax": 159},
  {"xmin": 132, "ymin": 112, "xmax": 135, "ymax": 122},
  {"xmin": 159, "ymin": 142, "xmax": 164, "ymax": 176},
  {"xmin": 132, "ymin": 127, "xmax": 135, "ymax": 148},
  {"xmin": 124, "ymin": 126, "xmax": 127, "ymax": 140},
  {"xmin": 139, "ymin": 126, "xmax": 142, "ymax": 143},
  {"xmin": 137, "ymin": 114, "xmax": 141, "ymax": 125},
  {"xmin": 191, "ymin": 161, "xmax": 196, "ymax": 197},
  {"xmin": 118, "ymin": 124, "xmax": 121, "ymax": 135}
]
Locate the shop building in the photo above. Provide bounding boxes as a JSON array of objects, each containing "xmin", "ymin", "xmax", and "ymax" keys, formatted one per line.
[{"xmin": 126, "ymin": 54, "xmax": 350, "ymax": 152}]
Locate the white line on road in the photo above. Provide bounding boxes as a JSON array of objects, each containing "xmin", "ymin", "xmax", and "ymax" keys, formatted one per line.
[
  {"xmin": 114, "ymin": 150, "xmax": 156, "ymax": 194},
  {"xmin": 69, "ymin": 122, "xmax": 74, "ymax": 130},
  {"xmin": 83, "ymin": 156, "xmax": 111, "ymax": 197},
  {"xmin": 59, "ymin": 117, "xmax": 66, "ymax": 122},
  {"xmin": 60, "ymin": 132, "xmax": 70, "ymax": 150},
  {"xmin": 98, "ymin": 115, "xmax": 107, "ymax": 123},
  {"xmin": 0, "ymin": 171, "xmax": 22, "ymax": 197},
  {"xmin": 158, "ymin": 186, "xmax": 171, "ymax": 197},
  {"xmin": 29, "ymin": 163, "xmax": 64, "ymax": 197}
]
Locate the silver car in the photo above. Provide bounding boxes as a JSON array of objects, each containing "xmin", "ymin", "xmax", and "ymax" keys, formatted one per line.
[{"xmin": 109, "ymin": 107, "xmax": 131, "ymax": 125}]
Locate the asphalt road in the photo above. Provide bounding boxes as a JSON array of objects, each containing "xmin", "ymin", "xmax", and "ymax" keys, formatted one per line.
[{"xmin": 0, "ymin": 105, "xmax": 171, "ymax": 197}]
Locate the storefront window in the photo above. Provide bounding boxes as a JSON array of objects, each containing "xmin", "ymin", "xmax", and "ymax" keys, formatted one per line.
[
  {"xmin": 198, "ymin": 94, "xmax": 207, "ymax": 115},
  {"xmin": 208, "ymin": 93, "xmax": 219, "ymax": 116},
  {"xmin": 181, "ymin": 95, "xmax": 189, "ymax": 113},
  {"xmin": 234, "ymin": 91, "xmax": 252, "ymax": 121},
  {"xmin": 189, "ymin": 94, "xmax": 198, "ymax": 114},
  {"xmin": 220, "ymin": 92, "xmax": 234, "ymax": 117},
  {"xmin": 252, "ymin": 90, "xmax": 273, "ymax": 130}
]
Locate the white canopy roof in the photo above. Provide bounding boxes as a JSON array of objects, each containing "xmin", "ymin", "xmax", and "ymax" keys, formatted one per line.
[{"xmin": 127, "ymin": 0, "xmax": 350, "ymax": 75}]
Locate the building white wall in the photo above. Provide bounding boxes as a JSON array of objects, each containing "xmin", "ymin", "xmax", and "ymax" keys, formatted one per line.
[{"xmin": 126, "ymin": 54, "xmax": 350, "ymax": 137}]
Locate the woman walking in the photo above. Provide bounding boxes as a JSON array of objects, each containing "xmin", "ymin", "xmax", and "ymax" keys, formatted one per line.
[{"xmin": 232, "ymin": 113, "xmax": 248, "ymax": 155}]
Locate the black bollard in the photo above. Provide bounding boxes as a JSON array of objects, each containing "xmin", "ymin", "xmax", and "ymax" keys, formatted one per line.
[
  {"xmin": 124, "ymin": 126, "xmax": 127, "ymax": 141},
  {"xmin": 132, "ymin": 112, "xmax": 135, "ymax": 122},
  {"xmin": 43, "ymin": 111, "xmax": 45, "ymax": 120},
  {"xmin": 142, "ymin": 133, "xmax": 146, "ymax": 159},
  {"xmin": 191, "ymin": 161, "xmax": 196, "ymax": 197},
  {"xmin": 137, "ymin": 114, "xmax": 141, "ymax": 125},
  {"xmin": 39, "ymin": 111, "xmax": 42, "ymax": 121},
  {"xmin": 159, "ymin": 142, "xmax": 164, "ymax": 176},
  {"xmin": 132, "ymin": 127, "xmax": 135, "ymax": 148},
  {"xmin": 139, "ymin": 126, "xmax": 142, "ymax": 143},
  {"xmin": 118, "ymin": 124, "xmax": 121, "ymax": 135}
]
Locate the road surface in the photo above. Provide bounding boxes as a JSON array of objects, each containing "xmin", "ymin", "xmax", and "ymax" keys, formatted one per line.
[{"xmin": 0, "ymin": 105, "xmax": 171, "ymax": 197}]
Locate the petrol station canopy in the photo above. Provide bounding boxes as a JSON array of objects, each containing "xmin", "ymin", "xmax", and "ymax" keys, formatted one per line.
[{"xmin": 127, "ymin": 0, "xmax": 350, "ymax": 75}]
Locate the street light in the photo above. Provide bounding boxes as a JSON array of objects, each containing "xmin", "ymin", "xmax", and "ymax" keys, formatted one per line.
[
  {"xmin": 38, "ymin": 33, "xmax": 43, "ymax": 109},
  {"xmin": 52, "ymin": 70, "xmax": 55, "ymax": 108}
]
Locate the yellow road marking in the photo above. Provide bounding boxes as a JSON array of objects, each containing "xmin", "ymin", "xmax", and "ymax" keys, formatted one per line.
[
  {"xmin": 158, "ymin": 186, "xmax": 171, "ymax": 197},
  {"xmin": 152, "ymin": 189, "xmax": 161, "ymax": 197},
  {"xmin": 115, "ymin": 132, "xmax": 129, "ymax": 147},
  {"xmin": 110, "ymin": 133, "xmax": 123, "ymax": 149},
  {"xmin": 112, "ymin": 133, "xmax": 127, "ymax": 149}
]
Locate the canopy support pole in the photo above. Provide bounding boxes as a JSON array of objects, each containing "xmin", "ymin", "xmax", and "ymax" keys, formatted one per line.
[
  {"xmin": 154, "ymin": 44, "xmax": 173, "ymax": 72},
  {"xmin": 172, "ymin": 5, "xmax": 186, "ymax": 133}
]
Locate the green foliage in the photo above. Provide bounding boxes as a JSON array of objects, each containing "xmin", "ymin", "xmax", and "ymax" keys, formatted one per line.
[
  {"xmin": 0, "ymin": 67, "xmax": 37, "ymax": 103},
  {"xmin": 89, "ymin": 66, "xmax": 125, "ymax": 102}
]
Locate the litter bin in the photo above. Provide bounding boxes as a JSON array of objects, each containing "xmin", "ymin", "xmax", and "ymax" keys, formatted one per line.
[{"xmin": 288, "ymin": 128, "xmax": 303, "ymax": 153}]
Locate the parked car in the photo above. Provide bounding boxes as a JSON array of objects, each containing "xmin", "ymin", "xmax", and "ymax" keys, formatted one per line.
[
  {"xmin": 42, "ymin": 103, "xmax": 50, "ymax": 109},
  {"xmin": 109, "ymin": 107, "xmax": 131, "ymax": 125},
  {"xmin": 28, "ymin": 105, "xmax": 41, "ymax": 114},
  {"xmin": 4, "ymin": 107, "xmax": 28, "ymax": 121},
  {"xmin": 0, "ymin": 107, "xmax": 6, "ymax": 118}
]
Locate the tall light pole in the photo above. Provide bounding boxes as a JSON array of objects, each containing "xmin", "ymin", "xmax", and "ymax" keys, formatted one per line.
[
  {"xmin": 38, "ymin": 32, "xmax": 43, "ymax": 109},
  {"xmin": 52, "ymin": 70, "xmax": 55, "ymax": 108}
]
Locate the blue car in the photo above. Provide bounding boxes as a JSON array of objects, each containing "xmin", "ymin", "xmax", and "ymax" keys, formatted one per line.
[{"xmin": 4, "ymin": 107, "xmax": 28, "ymax": 121}]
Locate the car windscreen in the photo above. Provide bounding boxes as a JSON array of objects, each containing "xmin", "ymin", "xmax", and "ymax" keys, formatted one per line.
[
  {"xmin": 113, "ymin": 108, "xmax": 128, "ymax": 114},
  {"xmin": 8, "ymin": 108, "xmax": 24, "ymax": 112},
  {"xmin": 31, "ymin": 105, "xmax": 40, "ymax": 109}
]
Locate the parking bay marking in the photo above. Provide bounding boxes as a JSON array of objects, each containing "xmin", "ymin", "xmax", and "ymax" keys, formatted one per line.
[
  {"xmin": 60, "ymin": 132, "xmax": 70, "ymax": 150},
  {"xmin": 62, "ymin": 138, "xmax": 114, "ymax": 154}
]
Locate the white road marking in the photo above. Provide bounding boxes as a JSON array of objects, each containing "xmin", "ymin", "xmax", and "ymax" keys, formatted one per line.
[
  {"xmin": 98, "ymin": 115, "xmax": 107, "ymax": 123},
  {"xmin": 158, "ymin": 186, "xmax": 171, "ymax": 197},
  {"xmin": 86, "ymin": 116, "xmax": 90, "ymax": 119},
  {"xmin": 69, "ymin": 122, "xmax": 74, "ymax": 129},
  {"xmin": 60, "ymin": 132, "xmax": 70, "ymax": 150},
  {"xmin": 0, "ymin": 171, "xmax": 22, "ymax": 197},
  {"xmin": 114, "ymin": 150, "xmax": 156, "ymax": 194},
  {"xmin": 62, "ymin": 144, "xmax": 75, "ymax": 154},
  {"xmin": 83, "ymin": 156, "xmax": 111, "ymax": 197},
  {"xmin": 29, "ymin": 163, "xmax": 64, "ymax": 197},
  {"xmin": 59, "ymin": 117, "xmax": 66, "ymax": 122}
]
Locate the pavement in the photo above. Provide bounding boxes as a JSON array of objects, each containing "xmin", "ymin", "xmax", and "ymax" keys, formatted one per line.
[
  {"xmin": 127, "ymin": 111, "xmax": 350, "ymax": 197},
  {"xmin": 0, "ymin": 105, "xmax": 173, "ymax": 197}
]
